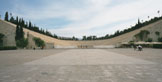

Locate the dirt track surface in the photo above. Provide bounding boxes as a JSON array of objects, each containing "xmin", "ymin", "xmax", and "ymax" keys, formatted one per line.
[
  {"xmin": 0, "ymin": 48, "xmax": 162, "ymax": 82},
  {"xmin": 106, "ymin": 48, "xmax": 162, "ymax": 64},
  {"xmin": 0, "ymin": 49, "xmax": 68, "ymax": 68}
]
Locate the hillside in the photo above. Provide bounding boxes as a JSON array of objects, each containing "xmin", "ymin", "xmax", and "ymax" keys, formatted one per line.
[{"xmin": 0, "ymin": 18, "xmax": 162, "ymax": 48}]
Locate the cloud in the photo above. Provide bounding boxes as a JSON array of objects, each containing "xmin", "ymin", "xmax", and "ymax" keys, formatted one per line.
[{"xmin": 10, "ymin": 0, "xmax": 162, "ymax": 38}]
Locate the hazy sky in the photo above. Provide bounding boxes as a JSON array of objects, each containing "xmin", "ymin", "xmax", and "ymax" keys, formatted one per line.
[{"xmin": 0, "ymin": 0, "xmax": 162, "ymax": 38}]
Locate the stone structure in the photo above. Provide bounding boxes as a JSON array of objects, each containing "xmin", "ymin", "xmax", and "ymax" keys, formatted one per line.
[
  {"xmin": 147, "ymin": 23, "xmax": 162, "ymax": 41},
  {"xmin": 0, "ymin": 19, "xmax": 16, "ymax": 46},
  {"xmin": 0, "ymin": 18, "xmax": 162, "ymax": 48}
]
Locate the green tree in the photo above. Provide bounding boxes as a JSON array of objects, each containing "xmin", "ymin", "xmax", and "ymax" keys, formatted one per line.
[
  {"xmin": 10, "ymin": 16, "xmax": 15, "ymax": 23},
  {"xmin": 82, "ymin": 36, "xmax": 87, "ymax": 40},
  {"xmin": 155, "ymin": 31, "xmax": 161, "ymax": 41},
  {"xmin": 29, "ymin": 21, "xmax": 32, "ymax": 30},
  {"xmin": 19, "ymin": 25, "xmax": 24, "ymax": 39},
  {"xmin": 4, "ymin": 12, "xmax": 9, "ymax": 21},
  {"xmin": 53, "ymin": 34, "xmax": 58, "ymax": 39},
  {"xmin": 15, "ymin": 25, "xmax": 20, "ymax": 40},
  {"xmin": 16, "ymin": 38, "xmax": 28, "ymax": 48},
  {"xmin": 138, "ymin": 18, "xmax": 141, "ymax": 24},
  {"xmin": 158, "ymin": 37, "xmax": 162, "ymax": 42},
  {"xmin": 135, "ymin": 18, "xmax": 142, "ymax": 29},
  {"xmin": 72, "ymin": 36, "xmax": 75, "ymax": 40},
  {"xmin": 155, "ymin": 31, "xmax": 160, "ymax": 37},
  {"xmin": 15, "ymin": 24, "xmax": 24, "ymax": 41},
  {"xmin": 135, "ymin": 30, "xmax": 150, "ymax": 41},
  {"xmin": 105, "ymin": 34, "xmax": 109, "ymax": 39},
  {"xmin": 15, "ymin": 24, "xmax": 27, "ymax": 48},
  {"xmin": 87, "ymin": 36, "xmax": 93, "ymax": 40},
  {"xmin": 92, "ymin": 36, "xmax": 97, "ymax": 40},
  {"xmin": 33, "ymin": 37, "xmax": 45, "ymax": 47},
  {"xmin": 146, "ymin": 38, "xmax": 153, "ymax": 42},
  {"xmin": 16, "ymin": 16, "xmax": 19, "ymax": 25}
]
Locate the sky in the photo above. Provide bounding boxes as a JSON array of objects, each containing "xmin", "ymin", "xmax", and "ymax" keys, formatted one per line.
[{"xmin": 0, "ymin": 0, "xmax": 162, "ymax": 38}]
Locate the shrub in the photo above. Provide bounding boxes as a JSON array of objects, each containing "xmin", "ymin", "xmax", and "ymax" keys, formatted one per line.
[
  {"xmin": 153, "ymin": 44, "xmax": 162, "ymax": 49},
  {"xmin": 158, "ymin": 37, "xmax": 162, "ymax": 42},
  {"xmin": 155, "ymin": 31, "xmax": 160, "ymax": 36},
  {"xmin": 33, "ymin": 37, "xmax": 45, "ymax": 47},
  {"xmin": 16, "ymin": 38, "xmax": 28, "ymax": 48},
  {"xmin": 146, "ymin": 38, "xmax": 153, "ymax": 42},
  {"xmin": 135, "ymin": 30, "xmax": 150, "ymax": 41},
  {"xmin": 0, "ymin": 46, "xmax": 17, "ymax": 50},
  {"xmin": 129, "ymin": 41, "xmax": 134, "ymax": 45}
]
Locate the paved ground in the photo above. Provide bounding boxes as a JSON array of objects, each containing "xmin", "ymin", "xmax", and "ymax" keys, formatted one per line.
[{"xmin": 0, "ymin": 48, "xmax": 162, "ymax": 82}]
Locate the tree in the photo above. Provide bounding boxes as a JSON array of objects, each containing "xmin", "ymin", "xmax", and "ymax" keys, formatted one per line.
[
  {"xmin": 155, "ymin": 31, "xmax": 160, "ymax": 41},
  {"xmin": 82, "ymin": 36, "xmax": 87, "ymax": 40},
  {"xmin": 158, "ymin": 37, "xmax": 162, "ymax": 42},
  {"xmin": 135, "ymin": 30, "xmax": 150, "ymax": 41},
  {"xmin": 19, "ymin": 25, "xmax": 24, "ymax": 39},
  {"xmin": 4, "ymin": 12, "xmax": 9, "ymax": 21},
  {"xmin": 29, "ymin": 21, "xmax": 32, "ymax": 30},
  {"xmin": 135, "ymin": 18, "xmax": 142, "ymax": 29},
  {"xmin": 16, "ymin": 16, "xmax": 19, "ymax": 25},
  {"xmin": 87, "ymin": 36, "xmax": 93, "ymax": 40},
  {"xmin": 114, "ymin": 30, "xmax": 120, "ymax": 36},
  {"xmin": 33, "ymin": 37, "xmax": 45, "ymax": 47},
  {"xmin": 10, "ymin": 16, "xmax": 15, "ymax": 23},
  {"xmin": 72, "ymin": 36, "xmax": 75, "ymax": 40},
  {"xmin": 155, "ymin": 31, "xmax": 160, "ymax": 37},
  {"xmin": 138, "ymin": 18, "xmax": 141, "ymax": 24},
  {"xmin": 15, "ymin": 24, "xmax": 24, "ymax": 40},
  {"xmin": 105, "ymin": 34, "xmax": 109, "ymax": 39},
  {"xmin": 92, "ymin": 36, "xmax": 97, "ymax": 40},
  {"xmin": 53, "ymin": 34, "xmax": 58, "ymax": 39},
  {"xmin": 15, "ymin": 24, "xmax": 26, "ymax": 47},
  {"xmin": 15, "ymin": 25, "xmax": 20, "ymax": 40},
  {"xmin": 146, "ymin": 38, "xmax": 153, "ymax": 42},
  {"xmin": 16, "ymin": 38, "xmax": 28, "ymax": 48},
  {"xmin": 15, "ymin": 24, "xmax": 27, "ymax": 48}
]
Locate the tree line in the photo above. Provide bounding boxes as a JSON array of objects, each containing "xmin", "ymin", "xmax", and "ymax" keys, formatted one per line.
[
  {"xmin": 82, "ymin": 16, "xmax": 162, "ymax": 40},
  {"xmin": 4, "ymin": 12, "xmax": 62, "ymax": 40},
  {"xmin": 3, "ymin": 11, "xmax": 162, "ymax": 41}
]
